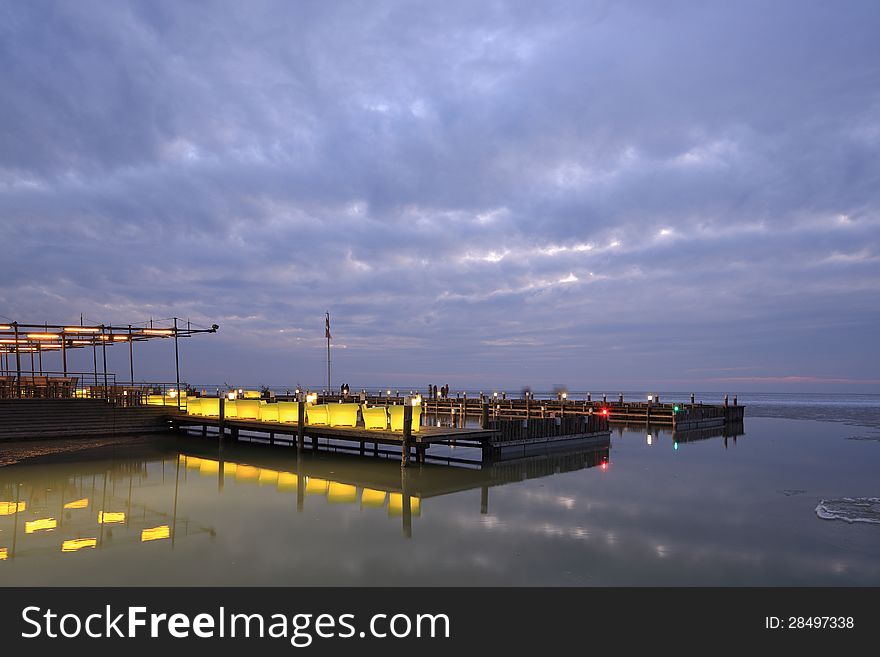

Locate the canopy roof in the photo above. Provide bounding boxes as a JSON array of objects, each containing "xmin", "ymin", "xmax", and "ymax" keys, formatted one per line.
[{"xmin": 0, "ymin": 321, "xmax": 218, "ymax": 353}]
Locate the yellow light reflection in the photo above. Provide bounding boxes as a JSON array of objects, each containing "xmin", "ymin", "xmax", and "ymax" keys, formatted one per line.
[
  {"xmin": 223, "ymin": 462, "xmax": 237, "ymax": 476},
  {"xmin": 63, "ymin": 498, "xmax": 89, "ymax": 510},
  {"xmin": 25, "ymin": 518, "xmax": 57, "ymax": 533},
  {"xmin": 61, "ymin": 538, "xmax": 97, "ymax": 552},
  {"xmin": 141, "ymin": 525, "xmax": 171, "ymax": 542},
  {"xmin": 0, "ymin": 547, "xmax": 7, "ymax": 560},
  {"xmin": 277, "ymin": 472, "xmax": 298, "ymax": 492},
  {"xmin": 361, "ymin": 488, "xmax": 387, "ymax": 508},
  {"xmin": 235, "ymin": 465, "xmax": 260, "ymax": 482},
  {"xmin": 305, "ymin": 477, "xmax": 329, "ymax": 495},
  {"xmin": 0, "ymin": 501, "xmax": 26, "ymax": 515},
  {"xmin": 199, "ymin": 459, "xmax": 219, "ymax": 475},
  {"xmin": 327, "ymin": 482, "xmax": 357, "ymax": 504},
  {"xmin": 388, "ymin": 494, "xmax": 421, "ymax": 517},
  {"xmin": 97, "ymin": 511, "xmax": 125, "ymax": 524},
  {"xmin": 258, "ymin": 469, "xmax": 279, "ymax": 486}
]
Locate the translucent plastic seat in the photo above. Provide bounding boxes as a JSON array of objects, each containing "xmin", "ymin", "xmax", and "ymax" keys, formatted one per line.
[
  {"xmin": 307, "ymin": 404, "xmax": 329, "ymax": 425},
  {"xmin": 361, "ymin": 405, "xmax": 388, "ymax": 430},
  {"xmin": 236, "ymin": 399, "xmax": 261, "ymax": 420},
  {"xmin": 259, "ymin": 402, "xmax": 279, "ymax": 422},
  {"xmin": 388, "ymin": 404, "xmax": 422, "ymax": 433},
  {"xmin": 277, "ymin": 401, "xmax": 301, "ymax": 423},
  {"xmin": 200, "ymin": 397, "xmax": 220, "ymax": 417},
  {"xmin": 327, "ymin": 403, "xmax": 359, "ymax": 427}
]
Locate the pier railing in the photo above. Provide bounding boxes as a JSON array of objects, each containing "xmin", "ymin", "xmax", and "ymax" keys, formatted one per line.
[{"xmin": 0, "ymin": 370, "xmax": 114, "ymax": 399}]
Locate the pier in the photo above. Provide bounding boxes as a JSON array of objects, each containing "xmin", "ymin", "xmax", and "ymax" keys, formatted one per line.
[{"xmin": 170, "ymin": 402, "xmax": 611, "ymax": 465}]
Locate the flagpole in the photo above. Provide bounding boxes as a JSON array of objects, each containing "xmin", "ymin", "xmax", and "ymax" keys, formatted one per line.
[{"xmin": 325, "ymin": 312, "xmax": 331, "ymax": 395}]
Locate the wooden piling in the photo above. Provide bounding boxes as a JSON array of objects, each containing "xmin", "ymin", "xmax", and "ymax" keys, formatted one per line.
[
  {"xmin": 401, "ymin": 403, "xmax": 412, "ymax": 467},
  {"xmin": 480, "ymin": 403, "xmax": 489, "ymax": 429},
  {"xmin": 296, "ymin": 398, "xmax": 305, "ymax": 451},
  {"xmin": 218, "ymin": 397, "xmax": 225, "ymax": 440}
]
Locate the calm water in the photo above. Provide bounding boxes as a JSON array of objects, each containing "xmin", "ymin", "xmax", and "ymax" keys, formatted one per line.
[{"xmin": 2, "ymin": 394, "xmax": 879, "ymax": 585}]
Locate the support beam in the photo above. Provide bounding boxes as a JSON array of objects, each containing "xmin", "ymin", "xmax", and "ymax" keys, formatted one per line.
[{"xmin": 401, "ymin": 403, "xmax": 412, "ymax": 467}]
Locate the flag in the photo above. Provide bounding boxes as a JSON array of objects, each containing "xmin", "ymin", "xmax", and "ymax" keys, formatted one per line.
[{"xmin": 325, "ymin": 313, "xmax": 331, "ymax": 340}]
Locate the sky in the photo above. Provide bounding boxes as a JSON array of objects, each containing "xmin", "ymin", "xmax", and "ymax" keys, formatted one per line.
[{"xmin": 1, "ymin": 0, "xmax": 879, "ymax": 393}]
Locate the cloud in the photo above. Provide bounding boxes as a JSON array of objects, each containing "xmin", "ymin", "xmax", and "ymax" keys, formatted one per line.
[{"xmin": 1, "ymin": 0, "xmax": 879, "ymax": 390}]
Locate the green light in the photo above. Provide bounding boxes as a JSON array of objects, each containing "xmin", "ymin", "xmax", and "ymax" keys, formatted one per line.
[{"xmin": 673, "ymin": 405, "xmax": 680, "ymax": 412}]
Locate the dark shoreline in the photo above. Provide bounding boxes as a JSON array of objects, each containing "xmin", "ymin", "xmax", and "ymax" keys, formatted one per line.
[{"xmin": 0, "ymin": 434, "xmax": 172, "ymax": 468}]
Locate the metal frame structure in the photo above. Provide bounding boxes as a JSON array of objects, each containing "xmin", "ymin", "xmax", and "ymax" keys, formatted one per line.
[{"xmin": 0, "ymin": 319, "xmax": 218, "ymax": 404}]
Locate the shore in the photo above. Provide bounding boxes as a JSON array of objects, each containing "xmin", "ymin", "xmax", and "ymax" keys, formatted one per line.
[{"xmin": 0, "ymin": 434, "xmax": 167, "ymax": 468}]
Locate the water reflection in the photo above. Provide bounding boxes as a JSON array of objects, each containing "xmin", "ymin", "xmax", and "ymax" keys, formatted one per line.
[
  {"xmin": 1, "ymin": 417, "xmax": 878, "ymax": 585},
  {"xmin": 0, "ymin": 436, "xmax": 611, "ymax": 564}
]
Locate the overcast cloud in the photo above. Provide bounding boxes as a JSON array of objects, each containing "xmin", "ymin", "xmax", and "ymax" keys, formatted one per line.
[{"xmin": 1, "ymin": 0, "xmax": 879, "ymax": 391}]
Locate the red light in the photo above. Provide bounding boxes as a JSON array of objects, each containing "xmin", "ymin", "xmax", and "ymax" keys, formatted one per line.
[
  {"xmin": 601, "ymin": 408, "xmax": 608, "ymax": 416},
  {"xmin": 601, "ymin": 462, "xmax": 608, "ymax": 471}
]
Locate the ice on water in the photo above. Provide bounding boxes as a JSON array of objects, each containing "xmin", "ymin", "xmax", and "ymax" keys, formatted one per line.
[{"xmin": 816, "ymin": 497, "xmax": 880, "ymax": 525}]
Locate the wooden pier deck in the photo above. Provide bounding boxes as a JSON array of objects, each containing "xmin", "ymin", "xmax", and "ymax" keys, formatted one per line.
[{"xmin": 169, "ymin": 411, "xmax": 610, "ymax": 464}]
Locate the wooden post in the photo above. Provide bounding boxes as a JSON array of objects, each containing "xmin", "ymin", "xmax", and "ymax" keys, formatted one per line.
[
  {"xmin": 218, "ymin": 397, "xmax": 225, "ymax": 441},
  {"xmin": 401, "ymin": 470, "xmax": 412, "ymax": 538},
  {"xmin": 296, "ymin": 455, "xmax": 304, "ymax": 513},
  {"xmin": 401, "ymin": 403, "xmax": 412, "ymax": 467},
  {"xmin": 480, "ymin": 403, "xmax": 489, "ymax": 429},
  {"xmin": 297, "ymin": 398, "xmax": 305, "ymax": 451}
]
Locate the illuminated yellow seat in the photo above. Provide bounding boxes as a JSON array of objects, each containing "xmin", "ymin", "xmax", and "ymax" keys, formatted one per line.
[
  {"xmin": 361, "ymin": 405, "xmax": 388, "ymax": 430},
  {"xmin": 307, "ymin": 404, "xmax": 329, "ymax": 425},
  {"xmin": 259, "ymin": 402, "xmax": 279, "ymax": 422},
  {"xmin": 200, "ymin": 397, "xmax": 220, "ymax": 416},
  {"xmin": 388, "ymin": 404, "xmax": 422, "ymax": 433},
  {"xmin": 186, "ymin": 398, "xmax": 202, "ymax": 416},
  {"xmin": 224, "ymin": 400, "xmax": 238, "ymax": 418},
  {"xmin": 327, "ymin": 482, "xmax": 357, "ymax": 503},
  {"xmin": 242, "ymin": 390, "xmax": 261, "ymax": 399},
  {"xmin": 327, "ymin": 403, "xmax": 359, "ymax": 427},
  {"xmin": 236, "ymin": 399, "xmax": 261, "ymax": 420},
  {"xmin": 277, "ymin": 401, "xmax": 302, "ymax": 423},
  {"xmin": 388, "ymin": 493, "xmax": 421, "ymax": 517}
]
